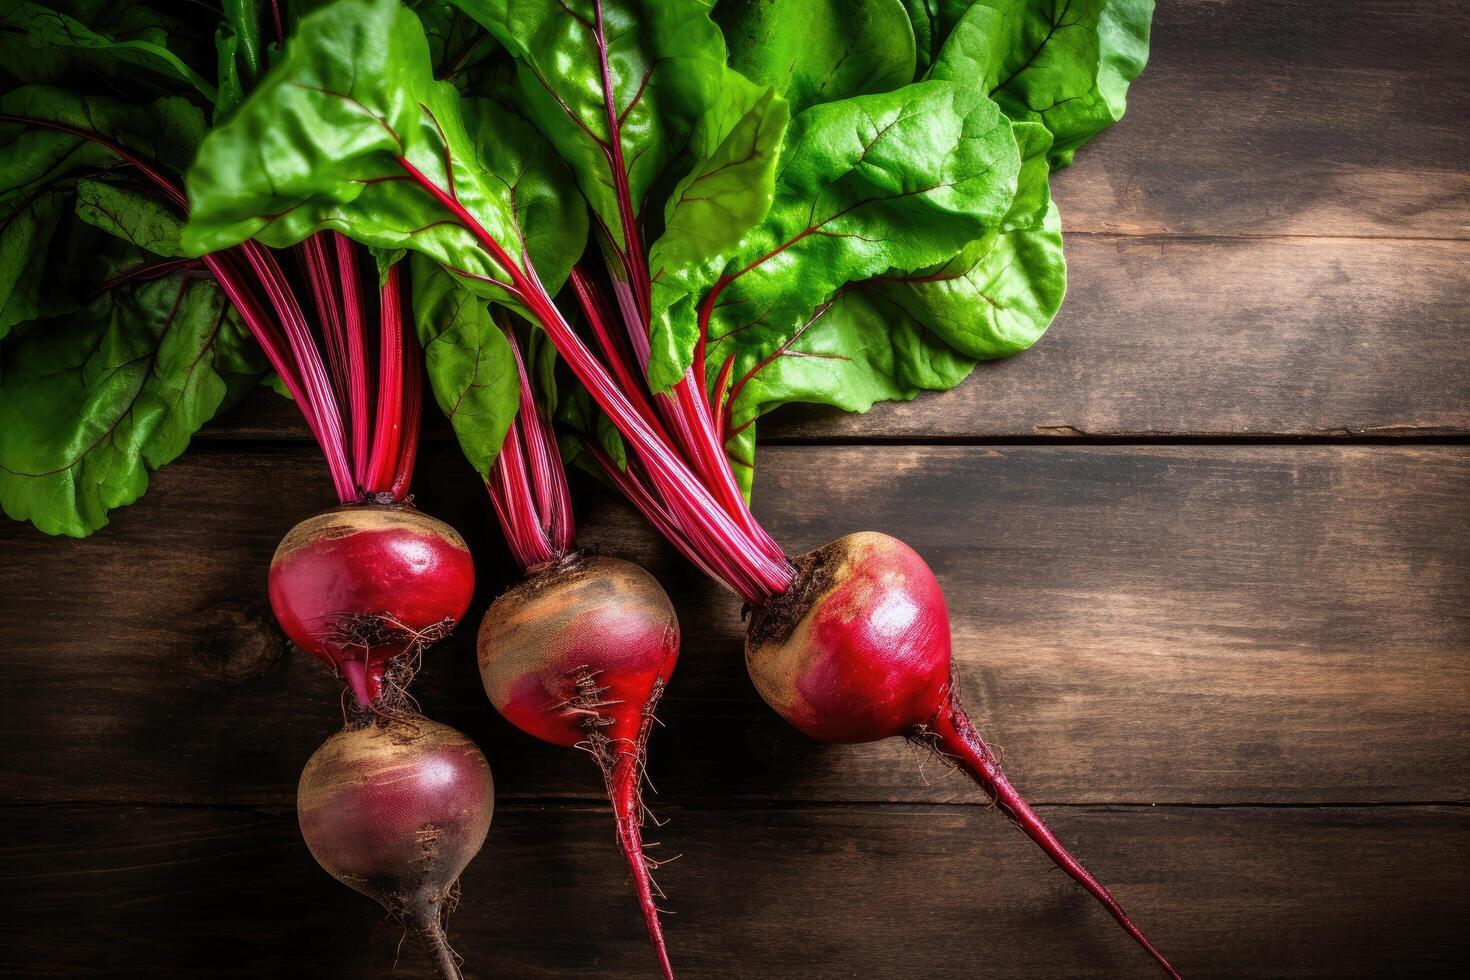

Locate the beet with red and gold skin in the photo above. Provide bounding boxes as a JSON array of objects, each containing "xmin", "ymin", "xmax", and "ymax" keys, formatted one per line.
[
  {"xmin": 478, "ymin": 554, "xmax": 679, "ymax": 748},
  {"xmin": 744, "ymin": 531, "xmax": 1179, "ymax": 977},
  {"xmin": 477, "ymin": 554, "xmax": 680, "ymax": 980},
  {"xmin": 269, "ymin": 503, "xmax": 474, "ymax": 703},
  {"xmin": 746, "ymin": 531, "xmax": 951, "ymax": 744}
]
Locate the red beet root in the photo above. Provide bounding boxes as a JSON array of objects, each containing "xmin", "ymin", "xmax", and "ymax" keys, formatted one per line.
[
  {"xmin": 746, "ymin": 532, "xmax": 1180, "ymax": 979},
  {"xmin": 478, "ymin": 554, "xmax": 680, "ymax": 979},
  {"xmin": 269, "ymin": 502, "xmax": 474, "ymax": 704},
  {"xmin": 298, "ymin": 714, "xmax": 494, "ymax": 980}
]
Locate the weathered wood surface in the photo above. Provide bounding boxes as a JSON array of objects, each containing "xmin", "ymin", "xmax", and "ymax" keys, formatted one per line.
[
  {"xmin": 5, "ymin": 1, "xmax": 1469, "ymax": 977},
  {"xmin": 3, "ymin": 445, "xmax": 1465, "ymax": 807},
  {"xmin": 2, "ymin": 803, "xmax": 1465, "ymax": 978},
  {"xmin": 1058, "ymin": 0, "xmax": 1470, "ymax": 240}
]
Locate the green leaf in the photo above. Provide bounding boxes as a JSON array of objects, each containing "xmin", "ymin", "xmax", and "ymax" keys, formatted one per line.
[
  {"xmin": 74, "ymin": 177, "xmax": 185, "ymax": 257},
  {"xmin": 183, "ymin": 0, "xmax": 586, "ymax": 314},
  {"xmin": 669, "ymin": 78, "xmax": 1019, "ymax": 392},
  {"xmin": 1, "ymin": 1, "xmax": 218, "ymax": 103},
  {"xmin": 526, "ymin": 324, "xmax": 559, "ymax": 414},
  {"xmin": 214, "ymin": 30, "xmax": 247, "ymax": 118},
  {"xmin": 221, "ymin": 0, "xmax": 262, "ymax": 78},
  {"xmin": 715, "ymin": 0, "xmax": 916, "ymax": 115},
  {"xmin": 645, "ymin": 70, "xmax": 789, "ymax": 391},
  {"xmin": 446, "ymin": 0, "xmax": 727, "ymax": 248},
  {"xmin": 903, "ymin": 0, "xmax": 1153, "ymax": 167},
  {"xmin": 558, "ymin": 385, "xmax": 627, "ymax": 471},
  {"xmin": 718, "ymin": 116, "xmax": 1064, "ymax": 493},
  {"xmin": 0, "ymin": 269, "xmax": 265, "ymax": 537},
  {"xmin": 410, "ymin": 257, "xmax": 520, "ymax": 478},
  {"xmin": 0, "ymin": 87, "xmax": 203, "ymax": 338},
  {"xmin": 416, "ymin": 0, "xmax": 501, "ymax": 82}
]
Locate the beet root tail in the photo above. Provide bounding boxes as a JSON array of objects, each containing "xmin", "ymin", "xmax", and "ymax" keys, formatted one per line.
[
  {"xmin": 926, "ymin": 691, "xmax": 1180, "ymax": 979},
  {"xmin": 606, "ymin": 747, "xmax": 676, "ymax": 980},
  {"xmin": 411, "ymin": 907, "xmax": 463, "ymax": 980}
]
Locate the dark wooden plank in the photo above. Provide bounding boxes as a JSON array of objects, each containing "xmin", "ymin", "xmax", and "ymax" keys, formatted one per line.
[
  {"xmin": 3, "ymin": 444, "xmax": 1466, "ymax": 807},
  {"xmin": 1054, "ymin": 0, "xmax": 1470, "ymax": 239},
  {"xmin": 202, "ymin": 236, "xmax": 1470, "ymax": 443},
  {"xmin": 770, "ymin": 236, "xmax": 1470, "ymax": 439},
  {"xmin": 0, "ymin": 802, "xmax": 1465, "ymax": 978}
]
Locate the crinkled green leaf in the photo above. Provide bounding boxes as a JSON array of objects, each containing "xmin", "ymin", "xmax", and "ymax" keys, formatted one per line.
[
  {"xmin": 410, "ymin": 257, "xmax": 520, "ymax": 478},
  {"xmin": 183, "ymin": 0, "xmax": 586, "ymax": 315},
  {"xmin": 719, "ymin": 116, "xmax": 1064, "ymax": 493},
  {"xmin": 0, "ymin": 269, "xmax": 265, "ymax": 537},
  {"xmin": 558, "ymin": 385, "xmax": 627, "ymax": 472},
  {"xmin": 74, "ymin": 177, "xmax": 185, "ymax": 257},
  {"xmin": 902, "ymin": 0, "xmax": 1152, "ymax": 167},
  {"xmin": 416, "ymin": 0, "xmax": 501, "ymax": 83},
  {"xmin": 0, "ymin": 183, "xmax": 67, "ymax": 339},
  {"xmin": 214, "ymin": 0, "xmax": 264, "ymax": 118},
  {"xmin": 1, "ymin": 1, "xmax": 217, "ymax": 102},
  {"xmin": 446, "ymin": 0, "xmax": 727, "ymax": 248},
  {"xmin": 645, "ymin": 70, "xmax": 789, "ymax": 390},
  {"xmin": 1, "ymin": 87, "xmax": 203, "ymax": 338},
  {"xmin": 715, "ymin": 0, "xmax": 916, "ymax": 115},
  {"xmin": 671, "ymin": 79, "xmax": 1019, "ymax": 394}
]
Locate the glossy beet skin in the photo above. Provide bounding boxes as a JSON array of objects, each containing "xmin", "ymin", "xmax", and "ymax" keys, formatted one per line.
[
  {"xmin": 746, "ymin": 532, "xmax": 951, "ymax": 743},
  {"xmin": 269, "ymin": 503, "xmax": 474, "ymax": 704},
  {"xmin": 478, "ymin": 554, "xmax": 679, "ymax": 749},
  {"xmin": 478, "ymin": 554, "xmax": 680, "ymax": 979},
  {"xmin": 298, "ymin": 715, "xmax": 493, "ymax": 980},
  {"xmin": 745, "ymin": 531, "xmax": 1180, "ymax": 978}
]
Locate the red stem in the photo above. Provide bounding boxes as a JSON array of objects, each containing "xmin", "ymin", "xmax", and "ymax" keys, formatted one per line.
[
  {"xmin": 506, "ymin": 321, "xmax": 575, "ymax": 557},
  {"xmin": 364, "ymin": 265, "xmax": 405, "ymax": 493},
  {"xmin": 574, "ymin": 30, "xmax": 780, "ymax": 565},
  {"xmin": 927, "ymin": 691, "xmax": 1180, "ymax": 979},
  {"xmin": 299, "ymin": 234, "xmax": 350, "ymax": 416},
  {"xmin": 334, "ymin": 234, "xmax": 373, "ymax": 488},
  {"xmin": 607, "ymin": 748, "xmax": 675, "ymax": 980},
  {"xmin": 390, "ymin": 310, "xmax": 422, "ymax": 500},
  {"xmin": 590, "ymin": 0, "xmax": 651, "ymax": 322},
  {"xmin": 485, "ymin": 315, "xmax": 570, "ymax": 570},
  {"xmin": 395, "ymin": 154, "xmax": 792, "ymax": 601},
  {"xmin": 710, "ymin": 355, "xmax": 735, "ymax": 441},
  {"xmin": 488, "ymin": 420, "xmax": 556, "ymax": 568},
  {"xmin": 582, "ymin": 441, "xmax": 722, "ymax": 586},
  {"xmin": 238, "ymin": 241, "xmax": 356, "ymax": 500},
  {"xmin": 568, "ymin": 268, "xmax": 667, "ymax": 439}
]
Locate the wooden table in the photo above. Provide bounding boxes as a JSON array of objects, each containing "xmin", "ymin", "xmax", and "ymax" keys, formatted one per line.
[{"xmin": 3, "ymin": 2, "xmax": 1467, "ymax": 976}]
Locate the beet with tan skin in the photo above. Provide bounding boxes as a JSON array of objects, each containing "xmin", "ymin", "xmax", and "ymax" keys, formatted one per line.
[
  {"xmin": 472, "ymin": 318, "xmax": 682, "ymax": 979},
  {"xmin": 299, "ymin": 715, "xmax": 494, "ymax": 980}
]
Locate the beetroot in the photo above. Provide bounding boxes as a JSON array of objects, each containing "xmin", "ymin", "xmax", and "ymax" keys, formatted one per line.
[
  {"xmin": 298, "ymin": 714, "xmax": 494, "ymax": 980},
  {"xmin": 269, "ymin": 503, "xmax": 475, "ymax": 705},
  {"xmin": 746, "ymin": 532, "xmax": 1179, "ymax": 978},
  {"xmin": 479, "ymin": 552, "xmax": 680, "ymax": 978}
]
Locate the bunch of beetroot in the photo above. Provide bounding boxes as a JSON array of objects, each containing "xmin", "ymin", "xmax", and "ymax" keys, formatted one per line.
[{"xmin": 6, "ymin": 0, "xmax": 1172, "ymax": 976}]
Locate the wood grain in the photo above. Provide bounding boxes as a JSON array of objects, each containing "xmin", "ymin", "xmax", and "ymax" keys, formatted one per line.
[
  {"xmin": 1055, "ymin": 0, "xmax": 1470, "ymax": 239},
  {"xmin": 772, "ymin": 236, "xmax": 1470, "ymax": 439},
  {"xmin": 3, "ymin": 444, "xmax": 1464, "ymax": 807},
  {"xmin": 1, "ymin": 802, "xmax": 1464, "ymax": 978}
]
